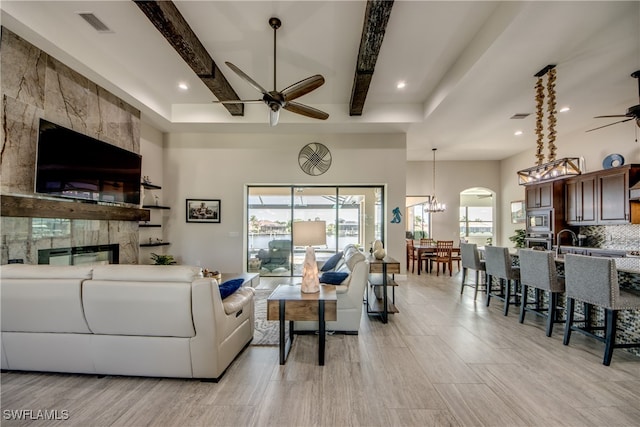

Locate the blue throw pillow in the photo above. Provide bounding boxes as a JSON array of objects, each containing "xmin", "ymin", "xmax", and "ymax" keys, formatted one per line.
[
  {"xmin": 218, "ymin": 278, "xmax": 244, "ymax": 299},
  {"xmin": 320, "ymin": 271, "xmax": 349, "ymax": 285},
  {"xmin": 321, "ymin": 251, "xmax": 343, "ymax": 272}
]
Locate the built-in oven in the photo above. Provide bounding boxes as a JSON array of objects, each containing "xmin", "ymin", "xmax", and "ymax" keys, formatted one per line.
[
  {"xmin": 526, "ymin": 209, "xmax": 552, "ymax": 233},
  {"xmin": 524, "ymin": 234, "xmax": 553, "ymax": 250}
]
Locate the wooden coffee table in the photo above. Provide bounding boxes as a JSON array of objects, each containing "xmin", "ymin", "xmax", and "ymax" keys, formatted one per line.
[{"xmin": 267, "ymin": 284, "xmax": 337, "ymax": 365}]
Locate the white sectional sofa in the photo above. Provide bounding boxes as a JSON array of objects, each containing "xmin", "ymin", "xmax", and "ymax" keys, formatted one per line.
[
  {"xmin": 294, "ymin": 244, "xmax": 368, "ymax": 334},
  {"xmin": 0, "ymin": 264, "xmax": 254, "ymax": 381}
]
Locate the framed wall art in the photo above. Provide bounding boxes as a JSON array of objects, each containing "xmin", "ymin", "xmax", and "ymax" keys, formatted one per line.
[
  {"xmin": 186, "ymin": 199, "xmax": 221, "ymax": 223},
  {"xmin": 510, "ymin": 200, "xmax": 525, "ymax": 224}
]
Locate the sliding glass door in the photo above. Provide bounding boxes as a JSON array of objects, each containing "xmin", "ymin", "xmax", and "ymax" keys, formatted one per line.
[{"xmin": 247, "ymin": 185, "xmax": 383, "ymax": 276}]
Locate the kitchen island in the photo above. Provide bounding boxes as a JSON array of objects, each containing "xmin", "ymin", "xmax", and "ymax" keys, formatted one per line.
[{"xmin": 481, "ymin": 246, "xmax": 640, "ymax": 358}]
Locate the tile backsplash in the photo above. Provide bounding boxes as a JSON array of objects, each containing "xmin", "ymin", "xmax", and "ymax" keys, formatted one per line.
[{"xmin": 580, "ymin": 224, "xmax": 640, "ymax": 250}]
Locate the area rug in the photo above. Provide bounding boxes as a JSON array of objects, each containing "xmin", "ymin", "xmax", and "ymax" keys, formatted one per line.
[{"xmin": 252, "ymin": 289, "xmax": 287, "ymax": 346}]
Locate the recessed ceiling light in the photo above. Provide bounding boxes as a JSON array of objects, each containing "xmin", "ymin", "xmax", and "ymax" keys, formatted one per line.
[
  {"xmin": 514, "ymin": 130, "xmax": 523, "ymax": 136},
  {"xmin": 396, "ymin": 81, "xmax": 406, "ymax": 89},
  {"xmin": 559, "ymin": 106, "xmax": 570, "ymax": 113},
  {"xmin": 178, "ymin": 82, "xmax": 189, "ymax": 90}
]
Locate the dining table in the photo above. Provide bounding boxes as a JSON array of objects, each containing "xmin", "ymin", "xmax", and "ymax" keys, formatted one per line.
[{"xmin": 413, "ymin": 243, "xmax": 460, "ymax": 275}]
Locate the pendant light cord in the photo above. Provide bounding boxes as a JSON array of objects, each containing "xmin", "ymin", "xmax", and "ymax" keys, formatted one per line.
[{"xmin": 432, "ymin": 148, "xmax": 437, "ymax": 195}]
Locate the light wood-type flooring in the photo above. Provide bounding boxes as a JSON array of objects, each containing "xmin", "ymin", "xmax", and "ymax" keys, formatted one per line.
[{"xmin": 3, "ymin": 269, "xmax": 640, "ymax": 426}]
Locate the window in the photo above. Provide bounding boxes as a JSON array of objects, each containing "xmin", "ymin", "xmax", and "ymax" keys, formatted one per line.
[
  {"xmin": 405, "ymin": 196, "xmax": 431, "ymax": 239},
  {"xmin": 247, "ymin": 186, "xmax": 383, "ymax": 276}
]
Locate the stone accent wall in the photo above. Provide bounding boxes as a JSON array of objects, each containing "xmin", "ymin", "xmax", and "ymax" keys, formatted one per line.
[{"xmin": 0, "ymin": 27, "xmax": 141, "ymax": 264}]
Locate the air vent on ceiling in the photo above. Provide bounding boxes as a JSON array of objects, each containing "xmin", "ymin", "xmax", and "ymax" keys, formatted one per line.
[
  {"xmin": 77, "ymin": 12, "xmax": 112, "ymax": 33},
  {"xmin": 510, "ymin": 113, "xmax": 531, "ymax": 119}
]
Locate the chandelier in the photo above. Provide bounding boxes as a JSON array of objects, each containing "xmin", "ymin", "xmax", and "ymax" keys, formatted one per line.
[
  {"xmin": 517, "ymin": 65, "xmax": 582, "ymax": 185},
  {"xmin": 426, "ymin": 148, "xmax": 446, "ymax": 213}
]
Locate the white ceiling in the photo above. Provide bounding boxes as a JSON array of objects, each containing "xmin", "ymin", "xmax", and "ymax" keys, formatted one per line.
[{"xmin": 2, "ymin": 1, "xmax": 639, "ymax": 161}]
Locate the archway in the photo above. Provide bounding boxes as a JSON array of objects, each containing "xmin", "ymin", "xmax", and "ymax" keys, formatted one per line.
[{"xmin": 459, "ymin": 187, "xmax": 495, "ymax": 247}]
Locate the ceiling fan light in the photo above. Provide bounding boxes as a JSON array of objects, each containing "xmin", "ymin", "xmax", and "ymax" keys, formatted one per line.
[{"xmin": 269, "ymin": 109, "xmax": 280, "ymax": 126}]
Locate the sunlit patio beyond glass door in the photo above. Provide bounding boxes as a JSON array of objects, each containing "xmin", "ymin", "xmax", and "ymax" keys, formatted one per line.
[{"xmin": 247, "ymin": 186, "xmax": 384, "ymax": 277}]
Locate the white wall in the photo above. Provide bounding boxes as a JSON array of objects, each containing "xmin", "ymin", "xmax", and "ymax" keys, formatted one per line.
[
  {"xmin": 160, "ymin": 133, "xmax": 407, "ymax": 273},
  {"xmin": 406, "ymin": 160, "xmax": 501, "ymax": 242},
  {"xmin": 139, "ymin": 121, "xmax": 166, "ymax": 264}
]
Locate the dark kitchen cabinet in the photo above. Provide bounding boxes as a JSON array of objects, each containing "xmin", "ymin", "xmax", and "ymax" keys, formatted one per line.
[
  {"xmin": 565, "ymin": 175, "xmax": 597, "ymax": 225},
  {"xmin": 598, "ymin": 168, "xmax": 630, "ymax": 223},
  {"xmin": 525, "ymin": 182, "xmax": 553, "ymax": 209},
  {"xmin": 564, "ymin": 165, "xmax": 640, "ymax": 225}
]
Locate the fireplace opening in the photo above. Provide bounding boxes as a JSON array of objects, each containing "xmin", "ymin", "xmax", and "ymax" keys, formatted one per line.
[{"xmin": 38, "ymin": 244, "xmax": 119, "ymax": 265}]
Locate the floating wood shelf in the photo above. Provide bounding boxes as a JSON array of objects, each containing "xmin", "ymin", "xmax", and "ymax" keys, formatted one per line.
[
  {"xmin": 141, "ymin": 182, "xmax": 162, "ymax": 190},
  {"xmin": 139, "ymin": 223, "xmax": 161, "ymax": 228},
  {"xmin": 1, "ymin": 195, "xmax": 150, "ymax": 222},
  {"xmin": 140, "ymin": 242, "xmax": 171, "ymax": 247},
  {"xmin": 142, "ymin": 205, "xmax": 171, "ymax": 210}
]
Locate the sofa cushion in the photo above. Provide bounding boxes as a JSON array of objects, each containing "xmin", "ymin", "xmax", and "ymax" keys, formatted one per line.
[
  {"xmin": 222, "ymin": 287, "xmax": 255, "ymax": 315},
  {"xmin": 83, "ymin": 279, "xmax": 195, "ymax": 338},
  {"xmin": 92, "ymin": 265, "xmax": 201, "ymax": 282},
  {"xmin": 321, "ymin": 252, "xmax": 343, "ymax": 272},
  {"xmin": 1, "ymin": 265, "xmax": 94, "ymax": 334},
  {"xmin": 345, "ymin": 250, "xmax": 366, "ymax": 272},
  {"xmin": 320, "ymin": 271, "xmax": 349, "ymax": 285},
  {"xmin": 219, "ymin": 278, "xmax": 244, "ymax": 299},
  {"xmin": 0, "ymin": 264, "xmax": 93, "ymax": 280}
]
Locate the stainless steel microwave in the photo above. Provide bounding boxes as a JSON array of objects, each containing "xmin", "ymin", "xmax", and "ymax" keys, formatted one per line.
[{"xmin": 526, "ymin": 209, "xmax": 552, "ymax": 232}]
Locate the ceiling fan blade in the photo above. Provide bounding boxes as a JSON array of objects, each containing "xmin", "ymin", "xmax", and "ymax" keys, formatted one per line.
[
  {"xmin": 212, "ymin": 99, "xmax": 263, "ymax": 104},
  {"xmin": 225, "ymin": 62, "xmax": 268, "ymax": 95},
  {"xmin": 585, "ymin": 118, "xmax": 633, "ymax": 132},
  {"xmin": 281, "ymin": 75, "xmax": 325, "ymax": 102},
  {"xmin": 269, "ymin": 109, "xmax": 280, "ymax": 127},
  {"xmin": 594, "ymin": 114, "xmax": 628, "ymax": 118},
  {"xmin": 284, "ymin": 101, "xmax": 329, "ymax": 120}
]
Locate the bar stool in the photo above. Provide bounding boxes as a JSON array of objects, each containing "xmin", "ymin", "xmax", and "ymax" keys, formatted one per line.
[
  {"xmin": 518, "ymin": 249, "xmax": 565, "ymax": 336},
  {"xmin": 563, "ymin": 254, "xmax": 640, "ymax": 366},
  {"xmin": 484, "ymin": 246, "xmax": 520, "ymax": 316},
  {"xmin": 459, "ymin": 243, "xmax": 486, "ymax": 300}
]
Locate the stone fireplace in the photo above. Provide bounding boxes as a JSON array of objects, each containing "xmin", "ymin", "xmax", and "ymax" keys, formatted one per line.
[
  {"xmin": 0, "ymin": 28, "xmax": 142, "ymax": 265},
  {"xmin": 38, "ymin": 244, "xmax": 119, "ymax": 265}
]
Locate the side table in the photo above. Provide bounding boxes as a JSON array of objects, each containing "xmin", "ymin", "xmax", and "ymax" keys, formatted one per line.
[
  {"xmin": 367, "ymin": 255, "xmax": 400, "ymax": 323},
  {"xmin": 266, "ymin": 284, "xmax": 337, "ymax": 365}
]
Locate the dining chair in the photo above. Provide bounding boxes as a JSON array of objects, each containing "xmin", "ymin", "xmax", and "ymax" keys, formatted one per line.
[
  {"xmin": 419, "ymin": 238, "xmax": 435, "ymax": 273},
  {"xmin": 430, "ymin": 240, "xmax": 454, "ymax": 276},
  {"xmin": 484, "ymin": 246, "xmax": 521, "ymax": 316},
  {"xmin": 563, "ymin": 254, "xmax": 640, "ymax": 366},
  {"xmin": 518, "ymin": 249, "xmax": 565, "ymax": 336},
  {"xmin": 406, "ymin": 239, "xmax": 418, "ymax": 273},
  {"xmin": 459, "ymin": 243, "xmax": 486, "ymax": 300}
]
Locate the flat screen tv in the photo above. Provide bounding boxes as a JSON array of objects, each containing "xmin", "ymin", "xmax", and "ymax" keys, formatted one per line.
[{"xmin": 35, "ymin": 119, "xmax": 142, "ymax": 205}]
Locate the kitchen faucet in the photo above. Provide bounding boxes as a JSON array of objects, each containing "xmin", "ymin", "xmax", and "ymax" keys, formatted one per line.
[{"xmin": 556, "ymin": 229, "xmax": 577, "ymax": 257}]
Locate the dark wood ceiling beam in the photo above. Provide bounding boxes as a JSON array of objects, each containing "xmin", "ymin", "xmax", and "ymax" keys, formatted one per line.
[
  {"xmin": 133, "ymin": 0, "xmax": 243, "ymax": 116},
  {"xmin": 349, "ymin": 0, "xmax": 394, "ymax": 116}
]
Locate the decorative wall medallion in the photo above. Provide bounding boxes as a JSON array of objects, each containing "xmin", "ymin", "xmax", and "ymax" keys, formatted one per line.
[{"xmin": 298, "ymin": 142, "xmax": 331, "ymax": 176}]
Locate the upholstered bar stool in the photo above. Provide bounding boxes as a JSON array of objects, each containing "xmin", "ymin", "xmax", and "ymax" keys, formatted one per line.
[
  {"xmin": 563, "ymin": 254, "xmax": 640, "ymax": 366},
  {"xmin": 484, "ymin": 246, "xmax": 521, "ymax": 316},
  {"xmin": 459, "ymin": 243, "xmax": 486, "ymax": 300},
  {"xmin": 518, "ymin": 249, "xmax": 565, "ymax": 336}
]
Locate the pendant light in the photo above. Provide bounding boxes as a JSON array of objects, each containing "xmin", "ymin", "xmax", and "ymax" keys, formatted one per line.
[
  {"xmin": 517, "ymin": 65, "xmax": 581, "ymax": 185},
  {"xmin": 426, "ymin": 148, "xmax": 446, "ymax": 213}
]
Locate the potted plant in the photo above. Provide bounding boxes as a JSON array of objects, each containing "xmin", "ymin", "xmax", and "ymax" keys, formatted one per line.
[
  {"xmin": 150, "ymin": 253, "xmax": 176, "ymax": 265},
  {"xmin": 509, "ymin": 229, "xmax": 526, "ymax": 249}
]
